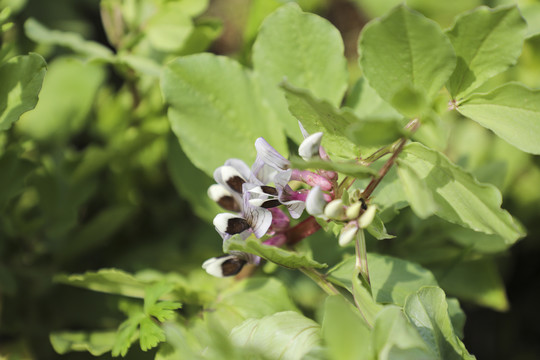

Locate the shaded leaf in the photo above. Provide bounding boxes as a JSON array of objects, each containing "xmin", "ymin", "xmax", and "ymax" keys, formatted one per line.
[
  {"xmin": 321, "ymin": 296, "xmax": 371, "ymax": 360},
  {"xmin": 396, "ymin": 159, "xmax": 437, "ymax": 219},
  {"xmin": 372, "ymin": 306, "xmax": 433, "ymax": 360},
  {"xmin": 290, "ymin": 156, "xmax": 376, "ymax": 179},
  {"xmin": 404, "ymin": 287, "xmax": 475, "ymax": 359},
  {"xmin": 50, "ymin": 331, "xmax": 116, "ymax": 356}
]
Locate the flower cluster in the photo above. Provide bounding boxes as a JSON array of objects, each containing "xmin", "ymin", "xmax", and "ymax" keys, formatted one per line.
[{"xmin": 202, "ymin": 124, "xmax": 375, "ymax": 277}]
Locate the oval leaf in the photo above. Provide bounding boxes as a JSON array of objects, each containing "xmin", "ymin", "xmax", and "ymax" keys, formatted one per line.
[
  {"xmin": 230, "ymin": 311, "xmax": 321, "ymax": 360},
  {"xmin": 399, "ymin": 142, "xmax": 524, "ymax": 242},
  {"xmin": 253, "ymin": 3, "xmax": 348, "ymax": 106},
  {"xmin": 457, "ymin": 82, "xmax": 540, "ymax": 155},
  {"xmin": 446, "ymin": 6, "xmax": 527, "ymax": 99},
  {"xmin": 359, "ymin": 5, "xmax": 456, "ymax": 110},
  {"xmin": 161, "ymin": 53, "xmax": 288, "ymax": 176}
]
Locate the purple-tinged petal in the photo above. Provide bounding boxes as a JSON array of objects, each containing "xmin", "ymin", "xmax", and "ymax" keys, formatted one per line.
[
  {"xmin": 298, "ymin": 132, "xmax": 323, "ymax": 161},
  {"xmin": 298, "ymin": 121, "xmax": 310, "ymax": 139},
  {"xmin": 291, "ymin": 169, "xmax": 333, "ymax": 191},
  {"xmin": 269, "ymin": 208, "xmax": 290, "ymax": 233},
  {"xmin": 251, "ymin": 156, "xmax": 277, "ymax": 184},
  {"xmin": 242, "ymin": 187, "xmax": 272, "ymax": 238},
  {"xmin": 284, "ymin": 200, "xmax": 305, "ymax": 219},
  {"xmin": 255, "ymin": 137, "xmax": 290, "ymax": 171},
  {"xmin": 263, "ymin": 233, "xmax": 287, "ymax": 247},
  {"xmin": 224, "ymin": 159, "xmax": 252, "ymax": 181},
  {"xmin": 214, "ymin": 165, "xmax": 247, "ymax": 194}
]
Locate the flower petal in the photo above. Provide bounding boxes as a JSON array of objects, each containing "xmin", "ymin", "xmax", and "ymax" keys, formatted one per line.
[
  {"xmin": 202, "ymin": 255, "xmax": 247, "ymax": 277},
  {"xmin": 298, "ymin": 132, "xmax": 323, "ymax": 161},
  {"xmin": 255, "ymin": 137, "xmax": 290, "ymax": 171},
  {"xmin": 306, "ymin": 186, "xmax": 327, "ymax": 216}
]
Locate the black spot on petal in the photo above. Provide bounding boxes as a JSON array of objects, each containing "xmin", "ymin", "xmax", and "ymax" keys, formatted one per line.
[
  {"xmin": 221, "ymin": 258, "xmax": 247, "ymax": 276},
  {"xmin": 217, "ymin": 196, "xmax": 241, "ymax": 212},
  {"xmin": 226, "ymin": 217, "xmax": 250, "ymax": 234},
  {"xmin": 260, "ymin": 185, "xmax": 278, "ymax": 196},
  {"xmin": 226, "ymin": 176, "xmax": 246, "ymax": 193},
  {"xmin": 261, "ymin": 199, "xmax": 281, "ymax": 208}
]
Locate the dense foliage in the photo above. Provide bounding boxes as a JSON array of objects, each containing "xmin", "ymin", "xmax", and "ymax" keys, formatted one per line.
[{"xmin": 1, "ymin": 0, "xmax": 540, "ymax": 359}]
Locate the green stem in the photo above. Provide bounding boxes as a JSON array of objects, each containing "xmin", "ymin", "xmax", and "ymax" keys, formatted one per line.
[
  {"xmin": 355, "ymin": 229, "xmax": 370, "ymax": 285},
  {"xmin": 300, "ymin": 267, "xmax": 340, "ymax": 296}
]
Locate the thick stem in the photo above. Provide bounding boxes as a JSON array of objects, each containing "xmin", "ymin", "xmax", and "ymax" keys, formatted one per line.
[
  {"xmin": 285, "ymin": 216, "xmax": 321, "ymax": 245},
  {"xmin": 300, "ymin": 267, "xmax": 340, "ymax": 295},
  {"xmin": 355, "ymin": 229, "xmax": 370, "ymax": 285}
]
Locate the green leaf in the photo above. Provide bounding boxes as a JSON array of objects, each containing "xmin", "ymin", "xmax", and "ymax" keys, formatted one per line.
[
  {"xmin": 0, "ymin": 53, "xmax": 46, "ymax": 131},
  {"xmin": 351, "ymin": 272, "xmax": 384, "ymax": 327},
  {"xmin": 447, "ymin": 298, "xmax": 466, "ymax": 339},
  {"xmin": 345, "ymin": 77, "xmax": 402, "ymax": 121},
  {"xmin": 396, "ymin": 159, "xmax": 437, "ymax": 219},
  {"xmin": 366, "ymin": 214, "xmax": 395, "ymax": 240},
  {"xmin": 0, "ymin": 150, "xmax": 35, "ymax": 207},
  {"xmin": 161, "ymin": 53, "xmax": 288, "ymax": 176},
  {"xmin": 230, "ymin": 311, "xmax": 321, "ymax": 360},
  {"xmin": 446, "ymin": 6, "xmax": 527, "ymax": 99},
  {"xmin": 359, "ymin": 4, "xmax": 456, "ymax": 113},
  {"xmin": 321, "ymin": 296, "xmax": 372, "ymax": 360},
  {"xmin": 144, "ymin": 283, "xmax": 182, "ymax": 321},
  {"xmin": 145, "ymin": 4, "xmax": 193, "ymax": 52},
  {"xmin": 327, "ymin": 253, "xmax": 437, "ymax": 306},
  {"xmin": 139, "ymin": 317, "xmax": 166, "ymax": 352},
  {"xmin": 54, "ymin": 269, "xmax": 148, "ymax": 298},
  {"xmin": 208, "ymin": 277, "xmax": 298, "ymax": 332},
  {"xmin": 167, "ymin": 134, "xmax": 222, "ymax": 222},
  {"xmin": 290, "ymin": 157, "xmax": 376, "ymax": 179},
  {"xmin": 399, "ymin": 142, "xmax": 524, "ymax": 242},
  {"xmin": 433, "ymin": 258, "xmax": 509, "ymax": 311},
  {"xmin": 253, "ymin": 3, "xmax": 348, "ymax": 106},
  {"xmin": 224, "ymin": 236, "xmax": 327, "ymax": 269},
  {"xmin": 347, "ymin": 118, "xmax": 406, "ymax": 147},
  {"xmin": 403, "ymin": 287, "xmax": 475, "ymax": 359},
  {"xmin": 24, "ymin": 18, "xmax": 114, "ymax": 60},
  {"xmin": 50, "ymin": 331, "xmax": 116, "ymax": 356},
  {"xmin": 457, "ymin": 83, "xmax": 540, "ymax": 155},
  {"xmin": 112, "ymin": 314, "xmax": 144, "ymax": 357},
  {"xmin": 372, "ymin": 306, "xmax": 433, "ymax": 360},
  {"xmin": 17, "ymin": 57, "xmax": 105, "ymax": 143},
  {"xmin": 281, "ymin": 82, "xmax": 362, "ymax": 158}
]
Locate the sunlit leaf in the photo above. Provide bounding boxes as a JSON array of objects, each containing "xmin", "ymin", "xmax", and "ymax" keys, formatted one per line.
[
  {"xmin": 0, "ymin": 53, "xmax": 46, "ymax": 131},
  {"xmin": 359, "ymin": 4, "xmax": 456, "ymax": 114},
  {"xmin": 161, "ymin": 53, "xmax": 288, "ymax": 176},
  {"xmin": 253, "ymin": 3, "xmax": 348, "ymax": 106},
  {"xmin": 399, "ymin": 142, "xmax": 524, "ymax": 242},
  {"xmin": 446, "ymin": 6, "xmax": 527, "ymax": 98},
  {"xmin": 224, "ymin": 236, "xmax": 327, "ymax": 269},
  {"xmin": 230, "ymin": 311, "xmax": 321, "ymax": 360},
  {"xmin": 457, "ymin": 82, "xmax": 540, "ymax": 155}
]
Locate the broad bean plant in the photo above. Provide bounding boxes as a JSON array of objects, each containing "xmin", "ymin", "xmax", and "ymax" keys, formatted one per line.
[{"xmin": 1, "ymin": 0, "xmax": 539, "ymax": 359}]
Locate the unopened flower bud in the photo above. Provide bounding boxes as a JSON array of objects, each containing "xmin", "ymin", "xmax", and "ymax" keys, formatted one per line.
[
  {"xmin": 359, "ymin": 205, "xmax": 377, "ymax": 229},
  {"xmin": 298, "ymin": 132, "xmax": 323, "ymax": 161},
  {"xmin": 306, "ymin": 186, "xmax": 326, "ymax": 216},
  {"xmin": 339, "ymin": 222, "xmax": 358, "ymax": 246},
  {"xmin": 324, "ymin": 199, "xmax": 346, "ymax": 220},
  {"xmin": 346, "ymin": 201, "xmax": 362, "ymax": 219}
]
